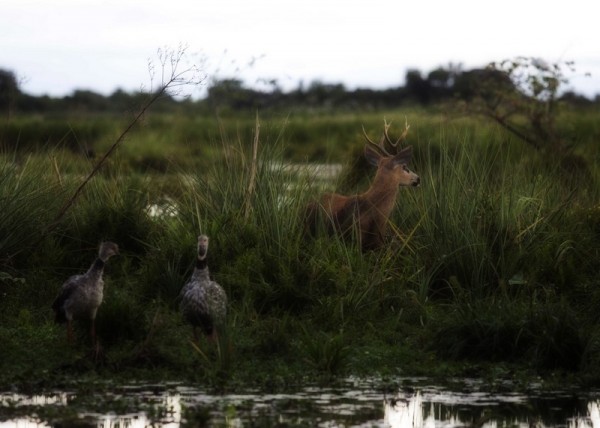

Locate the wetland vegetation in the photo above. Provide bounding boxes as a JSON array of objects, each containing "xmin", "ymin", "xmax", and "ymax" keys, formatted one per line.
[
  {"xmin": 1, "ymin": 57, "xmax": 600, "ymax": 399},
  {"xmin": 2, "ymin": 108, "xmax": 600, "ymax": 389}
]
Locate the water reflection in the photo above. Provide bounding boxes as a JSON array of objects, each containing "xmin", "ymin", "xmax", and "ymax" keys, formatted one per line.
[
  {"xmin": 384, "ymin": 391, "xmax": 424, "ymax": 427},
  {"xmin": 571, "ymin": 401, "xmax": 600, "ymax": 428},
  {"xmin": 1, "ymin": 379, "xmax": 600, "ymax": 427},
  {"xmin": 383, "ymin": 388, "xmax": 600, "ymax": 428}
]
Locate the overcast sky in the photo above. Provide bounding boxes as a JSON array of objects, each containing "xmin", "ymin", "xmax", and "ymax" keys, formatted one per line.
[{"xmin": 2, "ymin": 0, "xmax": 599, "ymax": 99}]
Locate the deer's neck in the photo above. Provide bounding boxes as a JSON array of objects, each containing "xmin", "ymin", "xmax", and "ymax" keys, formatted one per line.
[{"xmin": 360, "ymin": 171, "xmax": 400, "ymax": 215}]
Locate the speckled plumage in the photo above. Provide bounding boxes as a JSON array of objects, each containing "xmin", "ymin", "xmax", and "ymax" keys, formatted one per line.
[
  {"xmin": 180, "ymin": 235, "xmax": 227, "ymax": 339},
  {"xmin": 51, "ymin": 241, "xmax": 119, "ymax": 343}
]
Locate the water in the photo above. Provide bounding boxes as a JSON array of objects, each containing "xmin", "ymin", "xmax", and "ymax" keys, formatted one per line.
[
  {"xmin": 1, "ymin": 377, "xmax": 598, "ymax": 427},
  {"xmin": 145, "ymin": 163, "xmax": 343, "ymax": 219}
]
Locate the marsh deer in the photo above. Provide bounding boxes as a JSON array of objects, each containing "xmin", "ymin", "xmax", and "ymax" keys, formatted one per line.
[{"xmin": 305, "ymin": 120, "xmax": 420, "ymax": 251}]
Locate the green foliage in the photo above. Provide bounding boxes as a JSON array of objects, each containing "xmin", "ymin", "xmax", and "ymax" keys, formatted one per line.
[
  {"xmin": 186, "ymin": 333, "xmax": 235, "ymax": 383},
  {"xmin": 67, "ymin": 175, "xmax": 156, "ymax": 255},
  {"xmin": 1, "ymin": 117, "xmax": 119, "ymax": 153},
  {"xmin": 462, "ymin": 56, "xmax": 590, "ymax": 177},
  {"xmin": 430, "ymin": 298, "xmax": 584, "ymax": 370},
  {"xmin": 0, "ymin": 156, "xmax": 66, "ymax": 267},
  {"xmin": 431, "ymin": 298, "xmax": 532, "ymax": 362},
  {"xmin": 249, "ymin": 314, "xmax": 294, "ymax": 356},
  {"xmin": 0, "ymin": 108, "xmax": 599, "ymax": 387},
  {"xmin": 94, "ymin": 282, "xmax": 148, "ymax": 346},
  {"xmin": 528, "ymin": 301, "xmax": 584, "ymax": 370},
  {"xmin": 405, "ymin": 127, "xmax": 595, "ymax": 303},
  {"xmin": 299, "ymin": 329, "xmax": 351, "ymax": 376}
]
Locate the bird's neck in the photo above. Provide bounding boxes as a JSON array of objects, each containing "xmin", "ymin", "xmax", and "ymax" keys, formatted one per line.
[
  {"xmin": 87, "ymin": 258, "xmax": 105, "ymax": 279},
  {"xmin": 192, "ymin": 260, "xmax": 210, "ymax": 283},
  {"xmin": 195, "ymin": 257, "xmax": 208, "ymax": 270}
]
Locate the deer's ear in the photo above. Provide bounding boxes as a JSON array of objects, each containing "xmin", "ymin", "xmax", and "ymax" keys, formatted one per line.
[
  {"xmin": 394, "ymin": 145, "xmax": 413, "ymax": 164},
  {"xmin": 364, "ymin": 145, "xmax": 382, "ymax": 166}
]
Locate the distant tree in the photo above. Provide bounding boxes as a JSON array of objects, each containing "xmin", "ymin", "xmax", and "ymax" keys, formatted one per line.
[
  {"xmin": 305, "ymin": 81, "xmax": 346, "ymax": 107},
  {"xmin": 427, "ymin": 67, "xmax": 453, "ymax": 89},
  {"xmin": 64, "ymin": 90, "xmax": 110, "ymax": 112},
  {"xmin": 461, "ymin": 56, "xmax": 589, "ymax": 174},
  {"xmin": 0, "ymin": 69, "xmax": 20, "ymax": 119},
  {"xmin": 16, "ymin": 93, "xmax": 56, "ymax": 112},
  {"xmin": 405, "ymin": 69, "xmax": 431, "ymax": 104},
  {"xmin": 206, "ymin": 78, "xmax": 256, "ymax": 111},
  {"xmin": 426, "ymin": 67, "xmax": 452, "ymax": 101},
  {"xmin": 560, "ymin": 90, "xmax": 593, "ymax": 107},
  {"xmin": 453, "ymin": 67, "xmax": 514, "ymax": 101},
  {"xmin": 109, "ymin": 89, "xmax": 136, "ymax": 110}
]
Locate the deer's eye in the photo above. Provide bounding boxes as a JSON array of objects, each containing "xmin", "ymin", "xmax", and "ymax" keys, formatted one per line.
[{"xmin": 402, "ymin": 165, "xmax": 410, "ymax": 172}]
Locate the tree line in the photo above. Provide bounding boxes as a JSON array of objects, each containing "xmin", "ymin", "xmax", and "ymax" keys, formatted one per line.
[{"xmin": 0, "ymin": 64, "xmax": 597, "ymax": 117}]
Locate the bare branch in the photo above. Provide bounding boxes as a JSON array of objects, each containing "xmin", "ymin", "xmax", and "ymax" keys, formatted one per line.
[{"xmin": 37, "ymin": 46, "xmax": 205, "ymax": 241}]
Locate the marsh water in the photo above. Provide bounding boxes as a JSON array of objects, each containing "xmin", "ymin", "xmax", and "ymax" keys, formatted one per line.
[{"xmin": 1, "ymin": 377, "xmax": 599, "ymax": 427}]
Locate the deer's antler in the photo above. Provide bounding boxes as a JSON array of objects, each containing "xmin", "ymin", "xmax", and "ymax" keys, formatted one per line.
[
  {"xmin": 383, "ymin": 118, "xmax": 410, "ymax": 147},
  {"xmin": 363, "ymin": 118, "xmax": 410, "ymax": 156},
  {"xmin": 362, "ymin": 124, "xmax": 391, "ymax": 156}
]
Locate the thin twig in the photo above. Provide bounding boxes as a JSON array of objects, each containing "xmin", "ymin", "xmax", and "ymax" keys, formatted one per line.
[
  {"xmin": 36, "ymin": 47, "xmax": 202, "ymax": 245},
  {"xmin": 41, "ymin": 88, "xmax": 165, "ymax": 238}
]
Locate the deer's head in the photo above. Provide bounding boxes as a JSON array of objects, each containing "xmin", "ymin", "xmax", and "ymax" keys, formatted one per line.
[{"xmin": 362, "ymin": 119, "xmax": 420, "ymax": 187}]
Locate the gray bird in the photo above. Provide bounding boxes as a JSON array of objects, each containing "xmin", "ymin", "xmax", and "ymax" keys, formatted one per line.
[
  {"xmin": 52, "ymin": 241, "xmax": 119, "ymax": 344},
  {"xmin": 180, "ymin": 235, "xmax": 227, "ymax": 341}
]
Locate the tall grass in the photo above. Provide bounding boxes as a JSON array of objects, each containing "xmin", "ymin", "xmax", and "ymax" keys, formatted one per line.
[
  {"xmin": 394, "ymin": 120, "xmax": 600, "ymax": 369},
  {"xmin": 1, "ymin": 110, "xmax": 600, "ymax": 382},
  {"xmin": 401, "ymin": 127, "xmax": 596, "ymax": 299},
  {"xmin": 0, "ymin": 154, "xmax": 67, "ymax": 267}
]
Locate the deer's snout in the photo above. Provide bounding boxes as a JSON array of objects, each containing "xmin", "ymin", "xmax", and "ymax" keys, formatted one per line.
[{"xmin": 412, "ymin": 176, "xmax": 421, "ymax": 187}]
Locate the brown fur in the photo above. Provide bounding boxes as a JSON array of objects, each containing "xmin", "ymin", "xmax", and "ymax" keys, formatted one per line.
[{"xmin": 305, "ymin": 140, "xmax": 420, "ymax": 251}]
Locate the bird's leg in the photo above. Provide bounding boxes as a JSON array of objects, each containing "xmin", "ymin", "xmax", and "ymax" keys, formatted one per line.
[
  {"xmin": 90, "ymin": 319, "xmax": 97, "ymax": 347},
  {"xmin": 67, "ymin": 321, "xmax": 74, "ymax": 343},
  {"xmin": 89, "ymin": 319, "xmax": 104, "ymax": 362}
]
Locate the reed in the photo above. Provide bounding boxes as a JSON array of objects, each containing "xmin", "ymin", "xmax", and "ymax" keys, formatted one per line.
[
  {"xmin": 0, "ymin": 154, "xmax": 67, "ymax": 266},
  {"xmin": 1, "ymin": 109, "xmax": 600, "ymax": 383}
]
